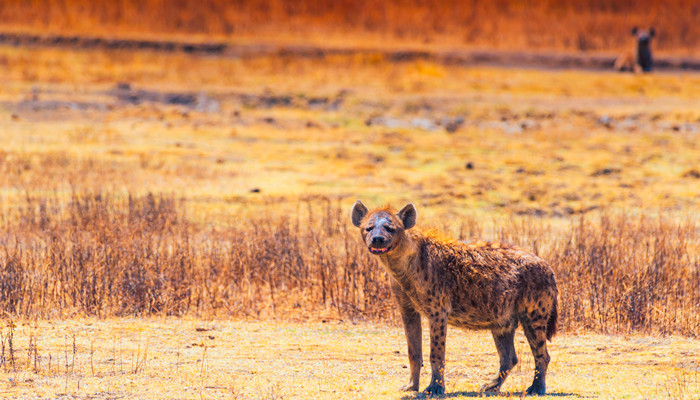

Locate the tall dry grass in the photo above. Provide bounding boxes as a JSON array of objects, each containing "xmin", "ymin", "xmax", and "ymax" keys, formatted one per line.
[
  {"xmin": 499, "ymin": 214, "xmax": 699, "ymax": 336},
  {"xmin": 1, "ymin": 0, "xmax": 699, "ymax": 54},
  {"xmin": 0, "ymin": 192, "xmax": 697, "ymax": 336},
  {"xmin": 0, "ymin": 193, "xmax": 391, "ymax": 320}
]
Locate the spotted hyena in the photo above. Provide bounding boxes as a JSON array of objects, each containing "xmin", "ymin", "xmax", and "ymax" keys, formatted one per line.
[
  {"xmin": 614, "ymin": 27, "xmax": 655, "ymax": 73},
  {"xmin": 351, "ymin": 201, "xmax": 558, "ymax": 395}
]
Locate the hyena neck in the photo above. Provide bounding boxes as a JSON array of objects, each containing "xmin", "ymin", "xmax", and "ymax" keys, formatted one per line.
[{"xmin": 377, "ymin": 230, "xmax": 422, "ymax": 282}]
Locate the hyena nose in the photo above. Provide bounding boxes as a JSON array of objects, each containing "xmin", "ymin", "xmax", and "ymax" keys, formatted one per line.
[{"xmin": 371, "ymin": 236, "xmax": 386, "ymax": 245}]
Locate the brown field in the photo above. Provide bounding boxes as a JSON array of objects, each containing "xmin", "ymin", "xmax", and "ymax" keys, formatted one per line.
[
  {"xmin": 1, "ymin": 10, "xmax": 700, "ymax": 397},
  {"xmin": 2, "ymin": 0, "xmax": 700, "ymax": 56}
]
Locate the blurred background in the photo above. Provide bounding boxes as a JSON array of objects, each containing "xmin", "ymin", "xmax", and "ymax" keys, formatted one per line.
[{"xmin": 1, "ymin": 0, "xmax": 699, "ymax": 54}]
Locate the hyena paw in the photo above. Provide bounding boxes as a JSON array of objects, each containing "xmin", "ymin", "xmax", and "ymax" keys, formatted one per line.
[
  {"xmin": 400, "ymin": 382, "xmax": 419, "ymax": 392},
  {"xmin": 478, "ymin": 379, "xmax": 502, "ymax": 393},
  {"xmin": 423, "ymin": 381, "xmax": 445, "ymax": 395},
  {"xmin": 526, "ymin": 380, "xmax": 546, "ymax": 395}
]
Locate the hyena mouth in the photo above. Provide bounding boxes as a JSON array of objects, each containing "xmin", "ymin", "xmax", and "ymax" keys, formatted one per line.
[{"xmin": 369, "ymin": 246, "xmax": 391, "ymax": 254}]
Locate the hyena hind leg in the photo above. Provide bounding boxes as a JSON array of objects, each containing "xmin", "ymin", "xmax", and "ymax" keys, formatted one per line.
[
  {"xmin": 479, "ymin": 323, "xmax": 518, "ymax": 393},
  {"xmin": 521, "ymin": 316, "xmax": 551, "ymax": 396}
]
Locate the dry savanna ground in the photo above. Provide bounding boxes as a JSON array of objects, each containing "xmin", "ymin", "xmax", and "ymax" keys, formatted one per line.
[
  {"xmin": 0, "ymin": 41, "xmax": 699, "ymax": 399},
  {"xmin": 2, "ymin": 45, "xmax": 699, "ymax": 219},
  {"xmin": 1, "ymin": 318, "xmax": 699, "ymax": 399}
]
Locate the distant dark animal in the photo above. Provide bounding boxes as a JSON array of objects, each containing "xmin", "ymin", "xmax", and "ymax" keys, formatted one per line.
[
  {"xmin": 351, "ymin": 201, "xmax": 559, "ymax": 395},
  {"xmin": 614, "ymin": 27, "xmax": 655, "ymax": 73}
]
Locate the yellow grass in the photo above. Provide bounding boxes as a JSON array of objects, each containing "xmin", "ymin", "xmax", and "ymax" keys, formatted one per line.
[
  {"xmin": 2, "ymin": 0, "xmax": 700, "ymax": 55},
  {"xmin": 1, "ymin": 318, "xmax": 698, "ymax": 399},
  {"xmin": 2, "ymin": 45, "xmax": 700, "ymax": 221}
]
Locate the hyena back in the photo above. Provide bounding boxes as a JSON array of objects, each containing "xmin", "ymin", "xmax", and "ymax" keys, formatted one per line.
[{"xmin": 351, "ymin": 201, "xmax": 558, "ymax": 395}]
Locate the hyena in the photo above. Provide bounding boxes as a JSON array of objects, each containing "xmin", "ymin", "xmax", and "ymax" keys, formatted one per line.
[
  {"xmin": 351, "ymin": 201, "xmax": 558, "ymax": 395},
  {"xmin": 614, "ymin": 27, "xmax": 655, "ymax": 73}
]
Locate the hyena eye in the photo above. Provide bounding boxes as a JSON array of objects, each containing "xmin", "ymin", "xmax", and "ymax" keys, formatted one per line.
[{"xmin": 385, "ymin": 226, "xmax": 395, "ymax": 233}]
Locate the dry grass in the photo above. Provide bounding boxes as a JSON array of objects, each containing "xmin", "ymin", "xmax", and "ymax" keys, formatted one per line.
[
  {"xmin": 1, "ymin": 0, "xmax": 700, "ymax": 55},
  {"xmin": 0, "ymin": 318, "xmax": 698, "ymax": 399},
  {"xmin": 1, "ymin": 45, "xmax": 699, "ymax": 226},
  {"xmin": 0, "ymin": 192, "xmax": 697, "ymax": 337},
  {"xmin": 0, "ymin": 193, "xmax": 391, "ymax": 321}
]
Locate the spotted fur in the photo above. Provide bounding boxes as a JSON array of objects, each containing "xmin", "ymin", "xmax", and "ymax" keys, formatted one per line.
[{"xmin": 351, "ymin": 201, "xmax": 558, "ymax": 395}]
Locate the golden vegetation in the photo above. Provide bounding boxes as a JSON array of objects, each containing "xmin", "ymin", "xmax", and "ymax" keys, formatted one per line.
[
  {"xmin": 0, "ymin": 193, "xmax": 390, "ymax": 320},
  {"xmin": 0, "ymin": 192, "xmax": 697, "ymax": 337},
  {"xmin": 1, "ymin": 0, "xmax": 700, "ymax": 55}
]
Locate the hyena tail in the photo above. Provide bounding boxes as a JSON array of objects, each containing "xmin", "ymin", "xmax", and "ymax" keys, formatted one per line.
[{"xmin": 546, "ymin": 296, "xmax": 558, "ymax": 341}]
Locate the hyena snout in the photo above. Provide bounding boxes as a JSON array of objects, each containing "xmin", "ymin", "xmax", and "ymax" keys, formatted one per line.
[
  {"xmin": 371, "ymin": 235, "xmax": 387, "ymax": 246},
  {"xmin": 366, "ymin": 227, "xmax": 394, "ymax": 254}
]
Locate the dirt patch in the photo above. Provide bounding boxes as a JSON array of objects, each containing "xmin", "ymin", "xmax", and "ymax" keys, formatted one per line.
[
  {"xmin": 240, "ymin": 90, "xmax": 346, "ymax": 110},
  {"xmin": 364, "ymin": 115, "xmax": 466, "ymax": 133},
  {"xmin": 108, "ymin": 83, "xmax": 219, "ymax": 111}
]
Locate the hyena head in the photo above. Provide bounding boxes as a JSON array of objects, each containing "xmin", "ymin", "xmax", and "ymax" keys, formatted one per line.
[
  {"xmin": 351, "ymin": 200, "xmax": 416, "ymax": 255},
  {"xmin": 632, "ymin": 26, "xmax": 655, "ymax": 72}
]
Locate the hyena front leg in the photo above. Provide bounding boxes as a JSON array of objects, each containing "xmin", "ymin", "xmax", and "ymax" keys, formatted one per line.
[
  {"xmin": 479, "ymin": 322, "xmax": 518, "ymax": 393},
  {"xmin": 394, "ymin": 284, "xmax": 422, "ymax": 392},
  {"xmin": 424, "ymin": 308, "xmax": 448, "ymax": 395},
  {"xmin": 521, "ymin": 314, "xmax": 551, "ymax": 395}
]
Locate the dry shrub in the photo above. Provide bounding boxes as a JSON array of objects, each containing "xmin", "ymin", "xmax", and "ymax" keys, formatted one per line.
[
  {"xmin": 1, "ymin": 0, "xmax": 699, "ymax": 53},
  {"xmin": 494, "ymin": 215, "xmax": 699, "ymax": 336},
  {"xmin": 0, "ymin": 192, "xmax": 698, "ymax": 336},
  {"xmin": 0, "ymin": 193, "xmax": 391, "ymax": 320},
  {"xmin": 550, "ymin": 215, "xmax": 699, "ymax": 336}
]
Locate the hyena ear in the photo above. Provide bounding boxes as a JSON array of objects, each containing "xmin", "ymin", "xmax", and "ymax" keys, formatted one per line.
[
  {"xmin": 649, "ymin": 27, "xmax": 655, "ymax": 37},
  {"xmin": 631, "ymin": 26, "xmax": 639, "ymax": 35},
  {"xmin": 351, "ymin": 200, "xmax": 369, "ymax": 227},
  {"xmin": 397, "ymin": 203, "xmax": 416, "ymax": 229}
]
